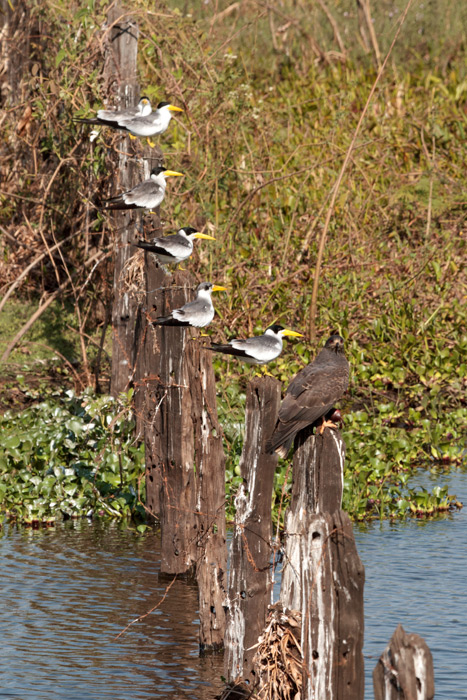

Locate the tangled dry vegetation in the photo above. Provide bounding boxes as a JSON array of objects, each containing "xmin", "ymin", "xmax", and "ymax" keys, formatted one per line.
[
  {"xmin": 219, "ymin": 604, "xmax": 303, "ymax": 700},
  {"xmin": 0, "ymin": 1, "xmax": 466, "ymax": 524},
  {"xmin": 1, "ymin": 0, "xmax": 466, "ymax": 409}
]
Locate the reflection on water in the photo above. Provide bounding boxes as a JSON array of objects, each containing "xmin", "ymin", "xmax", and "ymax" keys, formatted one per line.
[
  {"xmin": 0, "ymin": 521, "xmax": 224, "ymax": 700},
  {"xmin": 0, "ymin": 469, "xmax": 466, "ymax": 700}
]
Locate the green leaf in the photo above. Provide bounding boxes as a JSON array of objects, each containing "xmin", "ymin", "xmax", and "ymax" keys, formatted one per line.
[{"xmin": 55, "ymin": 49, "xmax": 67, "ymax": 68}]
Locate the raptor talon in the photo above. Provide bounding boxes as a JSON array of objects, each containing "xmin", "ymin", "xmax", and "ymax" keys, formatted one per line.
[{"xmin": 318, "ymin": 419, "xmax": 339, "ymax": 435}]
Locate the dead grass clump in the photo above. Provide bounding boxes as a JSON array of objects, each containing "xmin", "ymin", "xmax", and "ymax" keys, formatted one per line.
[
  {"xmin": 218, "ymin": 603, "xmax": 304, "ymax": 700},
  {"xmin": 251, "ymin": 603, "xmax": 303, "ymax": 700},
  {"xmin": 120, "ymin": 248, "xmax": 146, "ymax": 304}
]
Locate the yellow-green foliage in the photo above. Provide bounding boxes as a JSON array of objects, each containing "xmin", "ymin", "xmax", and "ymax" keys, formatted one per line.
[{"xmin": 1, "ymin": 0, "xmax": 466, "ymax": 520}]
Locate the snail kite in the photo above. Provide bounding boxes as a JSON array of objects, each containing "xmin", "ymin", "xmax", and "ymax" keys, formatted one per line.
[{"xmin": 266, "ymin": 334, "xmax": 349, "ymax": 458}]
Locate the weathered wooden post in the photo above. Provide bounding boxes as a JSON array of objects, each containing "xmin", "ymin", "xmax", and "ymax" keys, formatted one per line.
[
  {"xmin": 137, "ymin": 259, "xmax": 227, "ymax": 648},
  {"xmin": 280, "ymin": 429, "xmax": 365, "ymax": 700},
  {"xmin": 188, "ymin": 337, "xmax": 228, "ymax": 651},
  {"xmin": 106, "ymin": 3, "xmax": 143, "ymax": 396},
  {"xmin": 373, "ymin": 624, "xmax": 435, "ymax": 700},
  {"xmin": 140, "ymin": 268, "xmax": 198, "ymax": 572},
  {"xmin": 225, "ymin": 376, "xmax": 281, "ymax": 679}
]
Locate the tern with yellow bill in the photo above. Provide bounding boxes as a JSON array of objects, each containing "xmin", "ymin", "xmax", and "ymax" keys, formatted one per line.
[
  {"xmin": 135, "ymin": 226, "xmax": 215, "ymax": 266},
  {"xmin": 152, "ymin": 282, "xmax": 227, "ymax": 328},
  {"xmin": 74, "ymin": 96, "xmax": 152, "ymax": 129},
  {"xmin": 208, "ymin": 325, "xmax": 303, "ymax": 365},
  {"xmin": 101, "ymin": 166, "xmax": 183, "ymax": 212},
  {"xmin": 117, "ymin": 102, "xmax": 183, "ymax": 138}
]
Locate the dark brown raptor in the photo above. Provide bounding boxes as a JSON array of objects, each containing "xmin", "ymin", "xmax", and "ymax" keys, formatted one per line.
[{"xmin": 266, "ymin": 334, "xmax": 349, "ymax": 458}]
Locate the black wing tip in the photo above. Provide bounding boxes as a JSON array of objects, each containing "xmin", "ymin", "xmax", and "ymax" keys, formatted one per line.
[
  {"xmin": 73, "ymin": 117, "xmax": 98, "ymax": 124},
  {"xmin": 152, "ymin": 317, "xmax": 191, "ymax": 327},
  {"xmin": 209, "ymin": 344, "xmax": 251, "ymax": 359},
  {"xmin": 102, "ymin": 200, "xmax": 137, "ymax": 211},
  {"xmin": 136, "ymin": 241, "xmax": 176, "ymax": 258}
]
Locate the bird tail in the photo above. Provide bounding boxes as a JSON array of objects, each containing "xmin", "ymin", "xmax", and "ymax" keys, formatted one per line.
[
  {"xmin": 208, "ymin": 343, "xmax": 229, "ymax": 352},
  {"xmin": 74, "ymin": 117, "xmax": 125, "ymax": 130},
  {"xmin": 100, "ymin": 196, "xmax": 135, "ymax": 211},
  {"xmin": 208, "ymin": 344, "xmax": 249, "ymax": 359},
  {"xmin": 135, "ymin": 240, "xmax": 157, "ymax": 252},
  {"xmin": 265, "ymin": 432, "xmax": 294, "ymax": 457},
  {"xmin": 152, "ymin": 315, "xmax": 172, "ymax": 325},
  {"xmin": 152, "ymin": 316, "xmax": 188, "ymax": 327},
  {"xmin": 265, "ymin": 420, "xmax": 308, "ymax": 457}
]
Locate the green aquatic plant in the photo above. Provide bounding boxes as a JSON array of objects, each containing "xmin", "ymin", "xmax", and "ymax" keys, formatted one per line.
[{"xmin": 0, "ymin": 390, "xmax": 145, "ymax": 526}]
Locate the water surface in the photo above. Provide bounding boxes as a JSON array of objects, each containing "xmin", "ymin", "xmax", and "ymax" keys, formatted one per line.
[
  {"xmin": 0, "ymin": 522, "xmax": 223, "ymax": 700},
  {"xmin": 0, "ymin": 469, "xmax": 465, "ymax": 699},
  {"xmin": 355, "ymin": 468, "xmax": 467, "ymax": 700}
]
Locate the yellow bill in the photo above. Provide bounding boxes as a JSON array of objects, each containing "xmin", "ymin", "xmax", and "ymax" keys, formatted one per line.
[
  {"xmin": 168, "ymin": 105, "xmax": 184, "ymax": 112},
  {"xmin": 212, "ymin": 285, "xmax": 227, "ymax": 292},
  {"xmin": 281, "ymin": 329, "xmax": 304, "ymax": 338},
  {"xmin": 194, "ymin": 233, "xmax": 216, "ymax": 241},
  {"xmin": 163, "ymin": 170, "xmax": 184, "ymax": 177}
]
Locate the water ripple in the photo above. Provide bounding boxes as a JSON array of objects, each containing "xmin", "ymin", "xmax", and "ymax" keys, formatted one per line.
[
  {"xmin": 1, "ymin": 470, "xmax": 466, "ymax": 699},
  {"xmin": 0, "ymin": 520, "xmax": 223, "ymax": 700}
]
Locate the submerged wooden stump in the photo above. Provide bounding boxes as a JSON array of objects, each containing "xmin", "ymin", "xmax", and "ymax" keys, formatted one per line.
[
  {"xmin": 225, "ymin": 376, "xmax": 281, "ymax": 680},
  {"xmin": 373, "ymin": 624, "xmax": 435, "ymax": 700}
]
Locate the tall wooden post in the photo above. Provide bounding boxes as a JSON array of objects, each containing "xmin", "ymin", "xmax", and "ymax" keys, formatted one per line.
[
  {"xmin": 106, "ymin": 4, "xmax": 143, "ymax": 396},
  {"xmin": 142, "ymin": 269, "xmax": 199, "ymax": 573},
  {"xmin": 138, "ymin": 262, "xmax": 228, "ymax": 649},
  {"xmin": 280, "ymin": 429, "xmax": 365, "ymax": 700},
  {"xmin": 225, "ymin": 376, "xmax": 281, "ymax": 679},
  {"xmin": 188, "ymin": 338, "xmax": 228, "ymax": 651}
]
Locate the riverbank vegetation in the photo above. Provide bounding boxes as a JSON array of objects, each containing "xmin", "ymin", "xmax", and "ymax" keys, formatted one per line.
[{"xmin": 1, "ymin": 0, "xmax": 466, "ymax": 526}]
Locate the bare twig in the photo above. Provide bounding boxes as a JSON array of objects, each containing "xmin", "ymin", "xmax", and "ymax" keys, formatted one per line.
[
  {"xmin": 315, "ymin": 0, "xmax": 346, "ymax": 55},
  {"xmin": 114, "ymin": 576, "xmax": 178, "ymax": 640},
  {"xmin": 1, "ymin": 251, "xmax": 105, "ymax": 363},
  {"xmin": 361, "ymin": 0, "xmax": 381, "ymax": 68}
]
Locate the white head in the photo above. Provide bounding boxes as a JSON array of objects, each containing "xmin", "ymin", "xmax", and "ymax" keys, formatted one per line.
[
  {"xmin": 196, "ymin": 282, "xmax": 227, "ymax": 298},
  {"xmin": 137, "ymin": 96, "xmax": 152, "ymax": 116},
  {"xmin": 150, "ymin": 166, "xmax": 184, "ymax": 188},
  {"xmin": 179, "ymin": 226, "xmax": 216, "ymax": 243},
  {"xmin": 156, "ymin": 101, "xmax": 183, "ymax": 128},
  {"xmin": 265, "ymin": 324, "xmax": 303, "ymax": 342}
]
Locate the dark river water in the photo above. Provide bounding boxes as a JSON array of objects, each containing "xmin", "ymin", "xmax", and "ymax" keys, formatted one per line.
[{"xmin": 1, "ymin": 468, "xmax": 466, "ymax": 700}]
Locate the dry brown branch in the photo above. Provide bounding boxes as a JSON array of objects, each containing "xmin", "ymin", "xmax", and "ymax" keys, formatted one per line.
[
  {"xmin": 1, "ymin": 250, "xmax": 105, "ymax": 363},
  {"xmin": 314, "ymin": 0, "xmax": 346, "ymax": 55},
  {"xmin": 0, "ymin": 229, "xmax": 83, "ymax": 313},
  {"xmin": 357, "ymin": 0, "xmax": 381, "ymax": 68},
  {"xmin": 114, "ymin": 575, "xmax": 178, "ymax": 641}
]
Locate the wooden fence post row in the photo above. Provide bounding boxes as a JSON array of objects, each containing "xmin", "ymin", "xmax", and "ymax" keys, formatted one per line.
[{"xmin": 104, "ymin": 7, "xmax": 436, "ymax": 693}]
